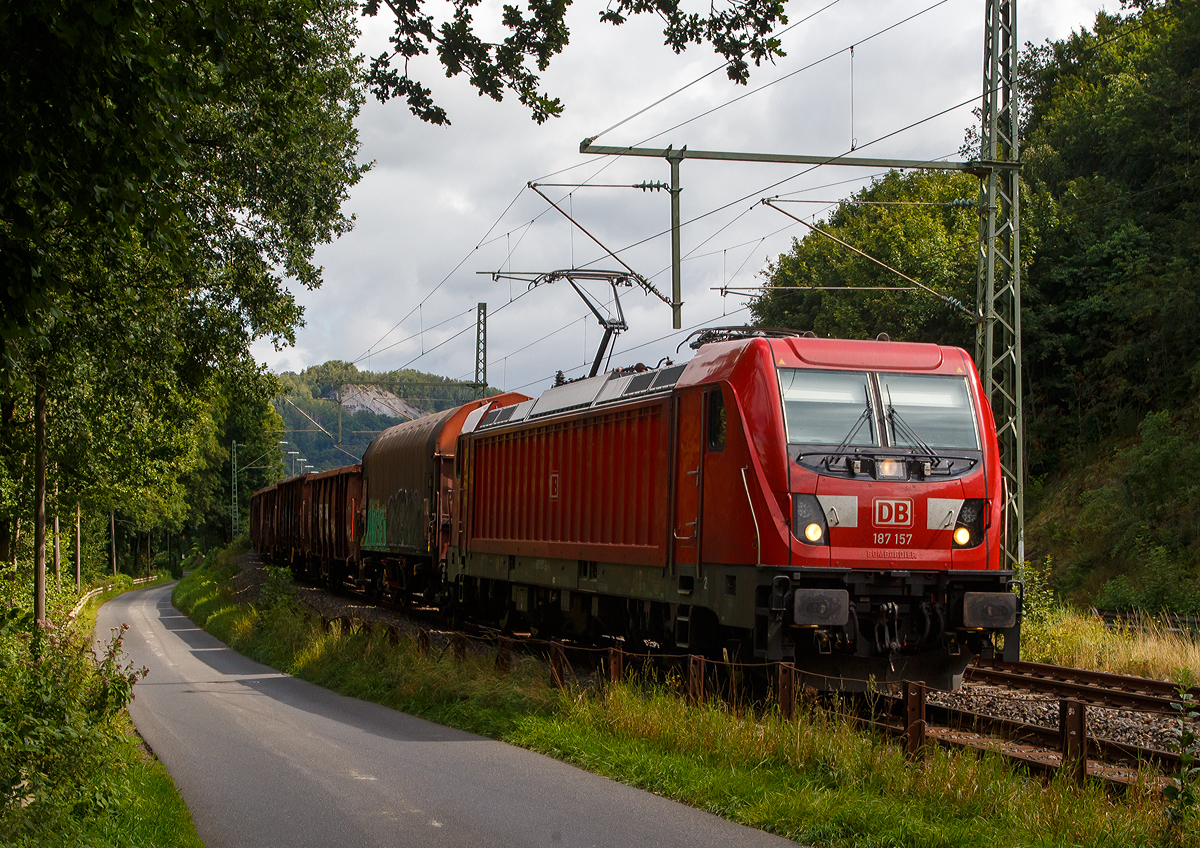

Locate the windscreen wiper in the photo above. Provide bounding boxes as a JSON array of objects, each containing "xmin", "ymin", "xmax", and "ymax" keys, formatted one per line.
[
  {"xmin": 823, "ymin": 390, "xmax": 874, "ymax": 469},
  {"xmin": 885, "ymin": 388, "xmax": 941, "ymax": 466}
]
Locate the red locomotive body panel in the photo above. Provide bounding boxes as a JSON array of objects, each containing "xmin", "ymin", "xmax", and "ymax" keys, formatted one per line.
[
  {"xmin": 467, "ymin": 398, "xmax": 671, "ymax": 567},
  {"xmin": 677, "ymin": 336, "xmax": 1007, "ymax": 573}
]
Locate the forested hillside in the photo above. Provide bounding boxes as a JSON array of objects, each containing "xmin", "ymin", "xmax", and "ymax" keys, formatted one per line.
[
  {"xmin": 272, "ymin": 361, "xmax": 490, "ymax": 473},
  {"xmin": 755, "ymin": 1, "xmax": 1200, "ymax": 612}
]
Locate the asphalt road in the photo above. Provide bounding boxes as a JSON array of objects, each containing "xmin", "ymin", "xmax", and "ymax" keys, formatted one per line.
[{"xmin": 99, "ymin": 583, "xmax": 800, "ymax": 848}]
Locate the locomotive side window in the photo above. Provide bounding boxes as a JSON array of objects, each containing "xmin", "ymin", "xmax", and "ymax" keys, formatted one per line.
[
  {"xmin": 707, "ymin": 389, "xmax": 726, "ymax": 451},
  {"xmin": 779, "ymin": 369, "xmax": 877, "ymax": 446},
  {"xmin": 878, "ymin": 373, "xmax": 980, "ymax": 450}
]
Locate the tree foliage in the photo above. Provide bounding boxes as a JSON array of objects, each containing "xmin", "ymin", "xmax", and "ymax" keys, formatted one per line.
[
  {"xmin": 1007, "ymin": 1, "xmax": 1200, "ymax": 604},
  {"xmin": 1018, "ymin": 0, "xmax": 1200, "ymax": 457},
  {"xmin": 364, "ymin": 0, "xmax": 788, "ymax": 124},
  {"xmin": 0, "ymin": 0, "xmax": 367, "ymax": 567},
  {"xmin": 1, "ymin": 0, "xmax": 367, "ymax": 367},
  {"xmin": 751, "ymin": 170, "xmax": 981, "ymax": 349}
]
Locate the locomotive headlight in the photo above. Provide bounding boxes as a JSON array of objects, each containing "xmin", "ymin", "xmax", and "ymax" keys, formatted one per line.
[
  {"xmin": 875, "ymin": 458, "xmax": 906, "ymax": 480},
  {"xmin": 952, "ymin": 498, "xmax": 987, "ymax": 548},
  {"xmin": 793, "ymin": 494, "xmax": 829, "ymax": 546}
]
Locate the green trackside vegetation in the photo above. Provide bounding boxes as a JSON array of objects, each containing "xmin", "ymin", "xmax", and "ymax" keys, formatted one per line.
[
  {"xmin": 1, "ymin": 576, "xmax": 201, "ymax": 848},
  {"xmin": 174, "ymin": 554, "xmax": 1195, "ymax": 848}
]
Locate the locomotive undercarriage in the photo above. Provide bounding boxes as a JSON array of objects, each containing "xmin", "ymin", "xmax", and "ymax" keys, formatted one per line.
[
  {"xmin": 446, "ymin": 551, "xmax": 1019, "ymax": 691},
  {"xmin": 754, "ymin": 567, "xmax": 1021, "ymax": 691},
  {"xmin": 279, "ymin": 547, "xmax": 1018, "ymax": 692}
]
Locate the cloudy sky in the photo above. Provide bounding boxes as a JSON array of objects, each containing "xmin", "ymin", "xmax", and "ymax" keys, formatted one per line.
[{"xmin": 254, "ymin": 0, "xmax": 1110, "ymax": 397}]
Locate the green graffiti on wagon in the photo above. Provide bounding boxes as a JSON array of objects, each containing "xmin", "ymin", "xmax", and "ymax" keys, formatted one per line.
[{"xmin": 363, "ymin": 505, "xmax": 387, "ymax": 550}]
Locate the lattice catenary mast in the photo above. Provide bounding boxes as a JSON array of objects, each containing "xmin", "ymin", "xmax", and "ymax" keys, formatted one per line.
[{"xmin": 976, "ymin": 0, "xmax": 1023, "ymax": 566}]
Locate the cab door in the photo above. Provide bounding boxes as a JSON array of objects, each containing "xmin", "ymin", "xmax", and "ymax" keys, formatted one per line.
[{"xmin": 672, "ymin": 389, "xmax": 704, "ymax": 568}]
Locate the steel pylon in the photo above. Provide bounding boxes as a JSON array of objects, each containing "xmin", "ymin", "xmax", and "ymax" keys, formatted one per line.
[
  {"xmin": 475, "ymin": 302, "xmax": 487, "ymax": 399},
  {"xmin": 975, "ymin": 0, "xmax": 1024, "ymax": 565}
]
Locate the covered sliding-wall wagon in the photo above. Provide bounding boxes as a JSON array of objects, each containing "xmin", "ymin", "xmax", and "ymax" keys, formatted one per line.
[{"xmin": 356, "ymin": 393, "xmax": 529, "ymax": 601}]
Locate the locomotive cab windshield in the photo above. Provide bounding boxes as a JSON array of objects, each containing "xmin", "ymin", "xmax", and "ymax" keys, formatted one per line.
[
  {"xmin": 780, "ymin": 368, "xmax": 983, "ymax": 481},
  {"xmin": 780, "ymin": 368, "xmax": 980, "ymax": 451}
]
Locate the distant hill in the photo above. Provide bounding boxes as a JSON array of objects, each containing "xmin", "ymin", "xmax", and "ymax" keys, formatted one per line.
[{"xmin": 272, "ymin": 361, "xmax": 494, "ymax": 474}]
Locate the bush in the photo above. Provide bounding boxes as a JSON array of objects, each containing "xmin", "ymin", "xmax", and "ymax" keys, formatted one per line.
[
  {"xmin": 1096, "ymin": 543, "xmax": 1200, "ymax": 614},
  {"xmin": 0, "ymin": 602, "xmax": 147, "ymax": 840}
]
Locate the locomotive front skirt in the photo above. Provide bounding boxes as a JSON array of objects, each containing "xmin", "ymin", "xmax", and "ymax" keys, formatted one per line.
[{"xmin": 251, "ymin": 333, "xmax": 1021, "ymax": 691}]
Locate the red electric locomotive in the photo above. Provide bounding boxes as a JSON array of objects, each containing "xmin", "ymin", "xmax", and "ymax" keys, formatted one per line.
[
  {"xmin": 252, "ymin": 329, "xmax": 1020, "ymax": 691},
  {"xmin": 448, "ymin": 330, "xmax": 1019, "ymax": 690}
]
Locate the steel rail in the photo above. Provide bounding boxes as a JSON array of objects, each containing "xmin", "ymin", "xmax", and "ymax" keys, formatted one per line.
[{"xmin": 968, "ymin": 659, "xmax": 1198, "ymax": 714}]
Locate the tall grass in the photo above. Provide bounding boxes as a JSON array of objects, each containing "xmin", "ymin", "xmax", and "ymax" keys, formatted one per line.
[
  {"xmin": 515, "ymin": 682, "xmax": 1175, "ymax": 848},
  {"xmin": 1022, "ymin": 610, "xmax": 1200, "ymax": 682},
  {"xmin": 174, "ymin": 562, "xmax": 1196, "ymax": 848},
  {"xmin": 1019, "ymin": 561, "xmax": 1200, "ymax": 682}
]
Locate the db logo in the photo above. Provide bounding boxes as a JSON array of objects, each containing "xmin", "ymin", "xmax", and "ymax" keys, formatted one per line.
[{"xmin": 873, "ymin": 498, "xmax": 913, "ymax": 527}]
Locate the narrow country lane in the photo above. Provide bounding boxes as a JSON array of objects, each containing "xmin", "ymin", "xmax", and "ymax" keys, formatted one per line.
[{"xmin": 98, "ymin": 583, "xmax": 800, "ymax": 848}]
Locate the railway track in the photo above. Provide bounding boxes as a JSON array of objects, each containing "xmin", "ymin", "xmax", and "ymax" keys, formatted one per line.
[{"xmin": 967, "ymin": 658, "xmax": 1198, "ymax": 714}]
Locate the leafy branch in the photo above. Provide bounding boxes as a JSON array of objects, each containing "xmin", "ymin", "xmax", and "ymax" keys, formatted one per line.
[
  {"xmin": 1165, "ymin": 681, "xmax": 1199, "ymax": 826},
  {"xmin": 365, "ymin": 0, "xmax": 788, "ymax": 124}
]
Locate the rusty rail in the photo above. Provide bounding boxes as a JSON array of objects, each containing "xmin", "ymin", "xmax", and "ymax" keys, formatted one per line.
[{"xmin": 968, "ymin": 659, "xmax": 1198, "ymax": 714}]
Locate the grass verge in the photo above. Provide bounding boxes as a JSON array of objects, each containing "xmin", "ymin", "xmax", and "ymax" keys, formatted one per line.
[
  {"xmin": 11, "ymin": 715, "xmax": 205, "ymax": 848},
  {"xmin": 173, "ymin": 559, "xmax": 1195, "ymax": 848}
]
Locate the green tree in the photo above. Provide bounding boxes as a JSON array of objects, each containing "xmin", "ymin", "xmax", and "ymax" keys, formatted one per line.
[
  {"xmin": 1018, "ymin": 1, "xmax": 1200, "ymax": 459},
  {"xmin": 1, "ymin": 0, "xmax": 367, "ymax": 605},
  {"xmin": 751, "ymin": 170, "xmax": 981, "ymax": 348}
]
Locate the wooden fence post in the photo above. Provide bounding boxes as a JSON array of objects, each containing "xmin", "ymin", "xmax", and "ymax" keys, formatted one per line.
[
  {"xmin": 904, "ymin": 681, "xmax": 926, "ymax": 761},
  {"xmin": 688, "ymin": 655, "xmax": 705, "ymax": 705},
  {"xmin": 777, "ymin": 662, "xmax": 795, "ymax": 722},
  {"xmin": 495, "ymin": 637, "xmax": 512, "ymax": 672},
  {"xmin": 451, "ymin": 633, "xmax": 467, "ymax": 661},
  {"xmin": 1060, "ymin": 698, "xmax": 1087, "ymax": 784},
  {"xmin": 608, "ymin": 646, "xmax": 624, "ymax": 685},
  {"xmin": 417, "ymin": 628, "xmax": 432, "ymax": 655}
]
